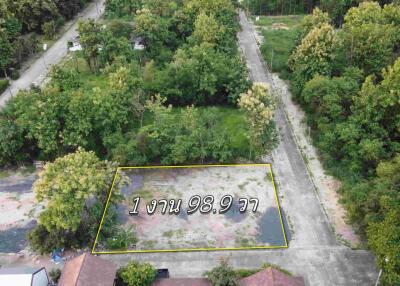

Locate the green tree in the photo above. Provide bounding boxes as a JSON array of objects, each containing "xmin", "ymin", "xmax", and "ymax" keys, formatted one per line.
[
  {"xmin": 134, "ymin": 8, "xmax": 175, "ymax": 59},
  {"xmin": 288, "ymin": 23, "xmax": 340, "ymax": 96},
  {"xmin": 0, "ymin": 118, "xmax": 25, "ymax": 166},
  {"xmin": 342, "ymin": 2, "xmax": 399, "ymax": 75},
  {"xmin": 190, "ymin": 12, "xmax": 225, "ymax": 46},
  {"xmin": 205, "ymin": 258, "xmax": 238, "ymax": 286},
  {"xmin": 33, "ymin": 149, "xmax": 118, "ymax": 232},
  {"xmin": 105, "ymin": 0, "xmax": 142, "ymax": 18},
  {"xmin": 337, "ymin": 57, "xmax": 400, "ymax": 173},
  {"xmin": 0, "ymin": 29, "xmax": 13, "ymax": 78},
  {"xmin": 299, "ymin": 7, "xmax": 331, "ymax": 39},
  {"xmin": 77, "ymin": 19, "xmax": 103, "ymax": 71},
  {"xmin": 118, "ymin": 261, "xmax": 156, "ymax": 286},
  {"xmin": 238, "ymin": 82, "xmax": 278, "ymax": 158}
]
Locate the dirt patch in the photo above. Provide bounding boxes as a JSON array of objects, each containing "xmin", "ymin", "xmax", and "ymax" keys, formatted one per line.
[
  {"xmin": 0, "ymin": 171, "xmax": 42, "ymax": 253},
  {"xmin": 98, "ymin": 165, "xmax": 287, "ymax": 252}
]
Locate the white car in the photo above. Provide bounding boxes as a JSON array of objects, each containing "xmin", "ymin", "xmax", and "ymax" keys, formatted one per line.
[{"xmin": 69, "ymin": 42, "xmax": 82, "ymax": 52}]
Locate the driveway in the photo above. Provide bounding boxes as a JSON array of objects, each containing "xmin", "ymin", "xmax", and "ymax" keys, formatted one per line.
[
  {"xmin": 0, "ymin": 0, "xmax": 106, "ymax": 108},
  {"xmin": 101, "ymin": 11, "xmax": 378, "ymax": 286}
]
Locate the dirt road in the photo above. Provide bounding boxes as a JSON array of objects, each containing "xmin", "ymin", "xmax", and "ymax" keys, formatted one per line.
[{"xmin": 0, "ymin": 0, "xmax": 106, "ymax": 108}]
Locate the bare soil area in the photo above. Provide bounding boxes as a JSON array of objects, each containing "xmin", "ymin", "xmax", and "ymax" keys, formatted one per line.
[{"xmin": 100, "ymin": 165, "xmax": 287, "ymax": 252}]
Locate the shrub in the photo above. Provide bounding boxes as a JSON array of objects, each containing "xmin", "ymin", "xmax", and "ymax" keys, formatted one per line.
[
  {"xmin": 49, "ymin": 269, "xmax": 61, "ymax": 283},
  {"xmin": 10, "ymin": 70, "xmax": 20, "ymax": 80},
  {"xmin": 205, "ymin": 258, "xmax": 238, "ymax": 286},
  {"xmin": 28, "ymin": 224, "xmax": 78, "ymax": 254},
  {"xmin": 0, "ymin": 79, "xmax": 9, "ymax": 94},
  {"xmin": 0, "ymin": 118, "xmax": 25, "ymax": 166},
  {"xmin": 118, "ymin": 261, "xmax": 157, "ymax": 286},
  {"xmin": 105, "ymin": 228, "xmax": 138, "ymax": 250},
  {"xmin": 108, "ymin": 20, "xmax": 133, "ymax": 39},
  {"xmin": 42, "ymin": 21, "xmax": 57, "ymax": 39}
]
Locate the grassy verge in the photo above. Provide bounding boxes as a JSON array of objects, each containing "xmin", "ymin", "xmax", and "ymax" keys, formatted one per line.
[{"xmin": 254, "ymin": 15, "xmax": 304, "ymax": 78}]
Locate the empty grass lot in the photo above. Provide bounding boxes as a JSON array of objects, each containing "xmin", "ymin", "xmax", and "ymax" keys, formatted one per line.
[{"xmin": 253, "ymin": 15, "xmax": 305, "ymax": 78}]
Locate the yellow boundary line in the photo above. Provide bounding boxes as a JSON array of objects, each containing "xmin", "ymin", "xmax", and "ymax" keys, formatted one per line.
[{"xmin": 91, "ymin": 164, "xmax": 288, "ymax": 254}]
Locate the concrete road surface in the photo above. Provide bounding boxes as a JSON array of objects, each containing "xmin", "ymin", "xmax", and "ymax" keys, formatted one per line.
[
  {"xmin": 102, "ymin": 11, "xmax": 378, "ymax": 286},
  {"xmin": 0, "ymin": 0, "xmax": 106, "ymax": 108}
]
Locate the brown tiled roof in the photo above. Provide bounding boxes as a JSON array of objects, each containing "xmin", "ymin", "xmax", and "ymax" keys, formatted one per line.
[
  {"xmin": 152, "ymin": 278, "xmax": 212, "ymax": 286},
  {"xmin": 238, "ymin": 268, "xmax": 305, "ymax": 286},
  {"xmin": 58, "ymin": 253, "xmax": 117, "ymax": 286}
]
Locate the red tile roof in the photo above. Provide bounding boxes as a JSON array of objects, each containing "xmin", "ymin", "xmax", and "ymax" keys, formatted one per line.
[
  {"xmin": 58, "ymin": 253, "xmax": 117, "ymax": 286},
  {"xmin": 152, "ymin": 278, "xmax": 212, "ymax": 286},
  {"xmin": 238, "ymin": 267, "xmax": 305, "ymax": 286}
]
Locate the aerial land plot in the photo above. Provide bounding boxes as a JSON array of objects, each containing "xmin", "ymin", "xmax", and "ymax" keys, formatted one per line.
[{"xmin": 93, "ymin": 165, "xmax": 287, "ymax": 253}]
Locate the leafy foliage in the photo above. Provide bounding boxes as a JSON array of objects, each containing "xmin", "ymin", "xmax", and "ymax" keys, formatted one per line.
[
  {"xmin": 28, "ymin": 149, "xmax": 125, "ymax": 253},
  {"xmin": 205, "ymin": 258, "xmax": 238, "ymax": 286},
  {"xmin": 118, "ymin": 261, "xmax": 157, "ymax": 286},
  {"xmin": 238, "ymin": 83, "xmax": 278, "ymax": 158},
  {"xmin": 288, "ymin": 23, "xmax": 340, "ymax": 96},
  {"xmin": 342, "ymin": 2, "xmax": 400, "ymax": 75},
  {"xmin": 286, "ymin": 2, "xmax": 400, "ymax": 283}
]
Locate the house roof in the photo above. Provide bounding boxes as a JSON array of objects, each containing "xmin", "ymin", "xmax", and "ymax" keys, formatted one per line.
[
  {"xmin": 238, "ymin": 267, "xmax": 305, "ymax": 286},
  {"xmin": 0, "ymin": 267, "xmax": 48, "ymax": 286},
  {"xmin": 152, "ymin": 278, "xmax": 212, "ymax": 286},
  {"xmin": 0, "ymin": 267, "xmax": 43, "ymax": 275},
  {"xmin": 58, "ymin": 253, "xmax": 117, "ymax": 286}
]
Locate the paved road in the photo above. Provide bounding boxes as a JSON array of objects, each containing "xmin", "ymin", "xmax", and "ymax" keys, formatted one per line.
[
  {"xmin": 0, "ymin": 0, "xmax": 106, "ymax": 108},
  {"xmin": 103, "ymin": 11, "xmax": 378, "ymax": 285}
]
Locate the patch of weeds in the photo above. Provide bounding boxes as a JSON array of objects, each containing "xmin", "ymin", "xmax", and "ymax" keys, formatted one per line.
[
  {"xmin": 26, "ymin": 208, "xmax": 36, "ymax": 218},
  {"xmin": 162, "ymin": 230, "xmax": 174, "ymax": 238},
  {"xmin": 0, "ymin": 170, "xmax": 10, "ymax": 179},
  {"xmin": 175, "ymin": 229, "xmax": 185, "ymax": 238},
  {"xmin": 238, "ymin": 181, "xmax": 249, "ymax": 191},
  {"xmin": 235, "ymin": 232, "xmax": 256, "ymax": 247},
  {"xmin": 141, "ymin": 240, "xmax": 157, "ymax": 249},
  {"xmin": 264, "ymin": 173, "xmax": 273, "ymax": 182},
  {"xmin": 133, "ymin": 187, "xmax": 154, "ymax": 203}
]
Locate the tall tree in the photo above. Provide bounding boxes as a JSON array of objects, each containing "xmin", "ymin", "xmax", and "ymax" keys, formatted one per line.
[
  {"xmin": 77, "ymin": 19, "xmax": 103, "ymax": 72},
  {"xmin": 238, "ymin": 82, "xmax": 278, "ymax": 158}
]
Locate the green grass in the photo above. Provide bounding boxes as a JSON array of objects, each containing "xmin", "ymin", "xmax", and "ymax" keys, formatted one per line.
[
  {"xmin": 0, "ymin": 169, "xmax": 10, "ymax": 179},
  {"xmin": 255, "ymin": 15, "xmax": 305, "ymax": 78}
]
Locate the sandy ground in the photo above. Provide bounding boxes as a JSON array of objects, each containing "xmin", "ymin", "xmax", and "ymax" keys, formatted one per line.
[
  {"xmin": 97, "ymin": 166, "xmax": 286, "ymax": 251},
  {"xmin": 0, "ymin": 171, "xmax": 42, "ymax": 253}
]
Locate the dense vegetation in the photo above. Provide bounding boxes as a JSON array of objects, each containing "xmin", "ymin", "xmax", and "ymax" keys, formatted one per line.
[
  {"xmin": 0, "ymin": 0, "xmax": 274, "ymax": 170},
  {"xmin": 267, "ymin": 2, "xmax": 400, "ymax": 284},
  {"xmin": 0, "ymin": 0, "xmax": 281, "ymax": 253},
  {"xmin": 0, "ymin": 0, "xmax": 93, "ymax": 79}
]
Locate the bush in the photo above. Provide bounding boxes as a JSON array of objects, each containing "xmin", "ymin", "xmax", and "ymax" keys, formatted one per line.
[
  {"xmin": 42, "ymin": 21, "xmax": 57, "ymax": 39},
  {"xmin": 105, "ymin": 228, "xmax": 138, "ymax": 250},
  {"xmin": 205, "ymin": 258, "xmax": 238, "ymax": 286},
  {"xmin": 49, "ymin": 269, "xmax": 61, "ymax": 284},
  {"xmin": 0, "ymin": 79, "xmax": 9, "ymax": 94},
  {"xmin": 108, "ymin": 20, "xmax": 133, "ymax": 39},
  {"xmin": 28, "ymin": 224, "xmax": 78, "ymax": 254},
  {"xmin": 117, "ymin": 261, "xmax": 156, "ymax": 286},
  {"xmin": 0, "ymin": 118, "xmax": 25, "ymax": 166},
  {"xmin": 10, "ymin": 70, "xmax": 20, "ymax": 80}
]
